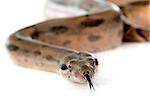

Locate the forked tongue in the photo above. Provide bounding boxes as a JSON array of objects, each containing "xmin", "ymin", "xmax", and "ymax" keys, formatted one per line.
[{"xmin": 84, "ymin": 74, "xmax": 95, "ymax": 91}]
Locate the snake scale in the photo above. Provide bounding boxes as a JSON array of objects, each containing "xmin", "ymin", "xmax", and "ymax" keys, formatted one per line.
[{"xmin": 6, "ymin": 0, "xmax": 150, "ymax": 90}]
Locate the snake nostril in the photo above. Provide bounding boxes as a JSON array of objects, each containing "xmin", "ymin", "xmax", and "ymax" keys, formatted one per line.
[
  {"xmin": 83, "ymin": 71, "xmax": 89, "ymax": 75},
  {"xmin": 83, "ymin": 72, "xmax": 86, "ymax": 75}
]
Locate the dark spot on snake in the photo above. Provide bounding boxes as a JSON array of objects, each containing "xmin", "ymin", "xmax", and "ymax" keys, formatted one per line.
[
  {"xmin": 80, "ymin": 18, "xmax": 104, "ymax": 27},
  {"xmin": 88, "ymin": 35, "xmax": 101, "ymax": 42},
  {"xmin": 94, "ymin": 58, "xmax": 98, "ymax": 66},
  {"xmin": 7, "ymin": 44, "xmax": 19, "ymax": 51},
  {"xmin": 130, "ymin": 1, "xmax": 149, "ymax": 6},
  {"xmin": 123, "ymin": 24, "xmax": 130, "ymax": 33},
  {"xmin": 63, "ymin": 40, "xmax": 71, "ymax": 46},
  {"xmin": 45, "ymin": 55, "xmax": 55, "ymax": 61},
  {"xmin": 136, "ymin": 29, "xmax": 143, "ymax": 35},
  {"xmin": 61, "ymin": 64, "xmax": 68, "ymax": 70},
  {"xmin": 30, "ymin": 30, "xmax": 39, "ymax": 39},
  {"xmin": 34, "ymin": 50, "xmax": 41, "ymax": 56},
  {"xmin": 16, "ymin": 38, "xmax": 22, "ymax": 41},
  {"xmin": 49, "ymin": 25, "xmax": 68, "ymax": 34},
  {"xmin": 85, "ymin": 14, "xmax": 89, "ymax": 17},
  {"xmin": 136, "ymin": 29, "xmax": 147, "ymax": 40}
]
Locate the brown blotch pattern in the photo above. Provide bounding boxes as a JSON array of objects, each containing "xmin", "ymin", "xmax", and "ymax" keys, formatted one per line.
[
  {"xmin": 49, "ymin": 25, "xmax": 68, "ymax": 34},
  {"xmin": 7, "ymin": 44, "xmax": 19, "ymax": 51},
  {"xmin": 136, "ymin": 29, "xmax": 144, "ymax": 36},
  {"xmin": 34, "ymin": 50, "xmax": 41, "ymax": 56},
  {"xmin": 85, "ymin": 14, "xmax": 89, "ymax": 17},
  {"xmin": 130, "ymin": 1, "xmax": 149, "ymax": 6},
  {"xmin": 45, "ymin": 55, "xmax": 55, "ymax": 61},
  {"xmin": 80, "ymin": 18, "xmax": 104, "ymax": 27},
  {"xmin": 136, "ymin": 29, "xmax": 148, "ymax": 41},
  {"xmin": 16, "ymin": 38, "xmax": 22, "ymax": 41},
  {"xmin": 30, "ymin": 30, "xmax": 40, "ymax": 39},
  {"xmin": 123, "ymin": 24, "xmax": 130, "ymax": 33},
  {"xmin": 88, "ymin": 35, "xmax": 101, "ymax": 42}
]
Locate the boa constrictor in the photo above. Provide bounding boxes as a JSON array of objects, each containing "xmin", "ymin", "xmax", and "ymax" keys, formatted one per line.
[{"xmin": 6, "ymin": 0, "xmax": 150, "ymax": 90}]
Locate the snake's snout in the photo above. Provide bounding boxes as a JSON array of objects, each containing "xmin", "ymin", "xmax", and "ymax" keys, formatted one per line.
[{"xmin": 81, "ymin": 65, "xmax": 95, "ymax": 78}]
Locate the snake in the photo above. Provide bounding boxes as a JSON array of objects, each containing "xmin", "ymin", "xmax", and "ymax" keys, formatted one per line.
[{"xmin": 6, "ymin": 0, "xmax": 150, "ymax": 90}]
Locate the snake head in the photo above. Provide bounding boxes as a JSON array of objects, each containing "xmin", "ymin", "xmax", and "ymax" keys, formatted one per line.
[{"xmin": 59, "ymin": 51, "xmax": 99, "ymax": 89}]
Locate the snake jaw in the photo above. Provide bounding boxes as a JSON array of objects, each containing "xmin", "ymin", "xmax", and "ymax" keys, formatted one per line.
[{"xmin": 84, "ymin": 74, "xmax": 95, "ymax": 91}]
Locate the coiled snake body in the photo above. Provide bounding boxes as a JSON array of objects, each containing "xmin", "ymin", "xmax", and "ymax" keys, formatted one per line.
[{"xmin": 6, "ymin": 0, "xmax": 150, "ymax": 90}]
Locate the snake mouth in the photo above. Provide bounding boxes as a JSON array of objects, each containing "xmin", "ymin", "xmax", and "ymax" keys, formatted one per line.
[{"xmin": 84, "ymin": 74, "xmax": 95, "ymax": 91}]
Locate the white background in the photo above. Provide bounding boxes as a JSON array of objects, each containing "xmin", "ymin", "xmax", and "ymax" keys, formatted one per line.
[{"xmin": 0, "ymin": 0, "xmax": 150, "ymax": 103}]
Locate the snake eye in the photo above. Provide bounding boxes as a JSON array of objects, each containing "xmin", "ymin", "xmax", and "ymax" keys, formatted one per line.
[
  {"xmin": 94, "ymin": 58, "xmax": 98, "ymax": 66},
  {"xmin": 61, "ymin": 64, "xmax": 68, "ymax": 70}
]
